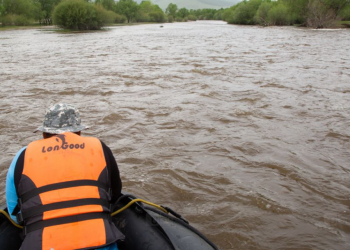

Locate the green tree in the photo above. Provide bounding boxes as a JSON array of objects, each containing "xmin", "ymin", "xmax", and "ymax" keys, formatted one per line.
[
  {"xmin": 281, "ymin": 0, "xmax": 309, "ymax": 24},
  {"xmin": 222, "ymin": 5, "xmax": 239, "ymax": 22},
  {"xmin": 282, "ymin": 0, "xmax": 349, "ymax": 27},
  {"xmin": 324, "ymin": 0, "xmax": 350, "ymax": 17},
  {"xmin": 149, "ymin": 3, "xmax": 165, "ymax": 22},
  {"xmin": 2, "ymin": 0, "xmax": 39, "ymax": 18},
  {"xmin": 213, "ymin": 8, "xmax": 225, "ymax": 20},
  {"xmin": 306, "ymin": 0, "xmax": 338, "ymax": 28},
  {"xmin": 95, "ymin": 4, "xmax": 117, "ymax": 24},
  {"xmin": 1, "ymin": 14, "xmax": 33, "ymax": 25},
  {"xmin": 114, "ymin": 14, "xmax": 126, "ymax": 23},
  {"xmin": 204, "ymin": 9, "xmax": 218, "ymax": 20},
  {"xmin": 95, "ymin": 0, "xmax": 115, "ymax": 11},
  {"xmin": 268, "ymin": 2, "xmax": 290, "ymax": 25},
  {"xmin": 139, "ymin": 0, "xmax": 152, "ymax": 13},
  {"xmin": 165, "ymin": 3, "xmax": 177, "ymax": 17},
  {"xmin": 1, "ymin": 0, "xmax": 41, "ymax": 26},
  {"xmin": 339, "ymin": 4, "xmax": 350, "ymax": 20},
  {"xmin": 177, "ymin": 7, "xmax": 189, "ymax": 18},
  {"xmin": 188, "ymin": 14, "xmax": 197, "ymax": 21},
  {"xmin": 281, "ymin": 0, "xmax": 350, "ymax": 25},
  {"xmin": 255, "ymin": 1, "xmax": 273, "ymax": 25},
  {"xmin": 137, "ymin": 0, "xmax": 165, "ymax": 22},
  {"xmin": 0, "ymin": 2, "xmax": 5, "ymax": 18},
  {"xmin": 115, "ymin": 0, "xmax": 139, "ymax": 23},
  {"xmin": 38, "ymin": 0, "xmax": 61, "ymax": 25},
  {"xmin": 149, "ymin": 10, "xmax": 165, "ymax": 22},
  {"xmin": 228, "ymin": 0, "xmax": 262, "ymax": 25},
  {"xmin": 32, "ymin": 0, "xmax": 44, "ymax": 22},
  {"xmin": 53, "ymin": 0, "xmax": 113, "ymax": 30}
]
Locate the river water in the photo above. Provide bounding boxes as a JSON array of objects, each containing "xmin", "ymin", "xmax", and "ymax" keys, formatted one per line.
[{"xmin": 0, "ymin": 21, "xmax": 349, "ymax": 249}]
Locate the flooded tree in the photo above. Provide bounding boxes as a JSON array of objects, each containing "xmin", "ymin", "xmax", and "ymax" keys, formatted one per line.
[
  {"xmin": 95, "ymin": 0, "xmax": 115, "ymax": 11},
  {"xmin": 224, "ymin": 0, "xmax": 350, "ymax": 27},
  {"xmin": 53, "ymin": 0, "xmax": 115, "ymax": 30},
  {"xmin": 115, "ymin": 0, "xmax": 139, "ymax": 23},
  {"xmin": 267, "ymin": 3, "xmax": 291, "ymax": 25},
  {"xmin": 0, "ymin": 0, "xmax": 41, "ymax": 26},
  {"xmin": 281, "ymin": 0, "xmax": 309, "ymax": 24},
  {"xmin": 255, "ymin": 1, "xmax": 273, "ymax": 25},
  {"xmin": 192, "ymin": 8, "xmax": 222, "ymax": 20},
  {"xmin": 307, "ymin": 0, "xmax": 337, "ymax": 27},
  {"xmin": 306, "ymin": 0, "xmax": 350, "ymax": 28},
  {"xmin": 177, "ymin": 8, "xmax": 189, "ymax": 19},
  {"xmin": 227, "ymin": 0, "xmax": 262, "ymax": 25},
  {"xmin": 37, "ymin": 0, "xmax": 61, "ymax": 25},
  {"xmin": 165, "ymin": 3, "xmax": 178, "ymax": 18},
  {"xmin": 340, "ymin": 4, "xmax": 350, "ymax": 20},
  {"xmin": 137, "ymin": 0, "xmax": 165, "ymax": 23},
  {"xmin": 0, "ymin": 2, "xmax": 4, "ymax": 17}
]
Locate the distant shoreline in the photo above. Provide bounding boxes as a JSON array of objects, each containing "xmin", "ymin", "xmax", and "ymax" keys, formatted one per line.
[
  {"xmin": 1, "ymin": 20, "xmax": 349, "ymax": 32},
  {"xmin": 0, "ymin": 22, "xmax": 161, "ymax": 32}
]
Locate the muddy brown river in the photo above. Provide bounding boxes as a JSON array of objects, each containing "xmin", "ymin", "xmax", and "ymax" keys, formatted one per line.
[{"xmin": 0, "ymin": 21, "xmax": 350, "ymax": 249}]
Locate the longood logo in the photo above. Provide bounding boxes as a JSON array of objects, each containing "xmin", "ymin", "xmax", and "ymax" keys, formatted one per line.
[{"xmin": 42, "ymin": 135, "xmax": 85, "ymax": 153}]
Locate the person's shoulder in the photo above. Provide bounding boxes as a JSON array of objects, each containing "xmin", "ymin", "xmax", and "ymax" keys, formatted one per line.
[
  {"xmin": 26, "ymin": 137, "xmax": 46, "ymax": 148},
  {"xmin": 15, "ymin": 146, "xmax": 27, "ymax": 156},
  {"xmin": 99, "ymin": 140, "xmax": 112, "ymax": 151},
  {"xmin": 81, "ymin": 135, "xmax": 111, "ymax": 150},
  {"xmin": 98, "ymin": 140, "xmax": 115, "ymax": 155},
  {"xmin": 9, "ymin": 146, "xmax": 27, "ymax": 170},
  {"xmin": 99, "ymin": 139, "xmax": 108, "ymax": 147}
]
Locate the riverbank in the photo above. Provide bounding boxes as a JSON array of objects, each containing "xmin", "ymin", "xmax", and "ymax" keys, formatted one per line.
[
  {"xmin": 0, "ymin": 22, "xmax": 164, "ymax": 32},
  {"xmin": 2, "ymin": 20, "xmax": 350, "ymax": 33},
  {"xmin": 0, "ymin": 24, "xmax": 43, "ymax": 31},
  {"xmin": 341, "ymin": 20, "xmax": 350, "ymax": 28}
]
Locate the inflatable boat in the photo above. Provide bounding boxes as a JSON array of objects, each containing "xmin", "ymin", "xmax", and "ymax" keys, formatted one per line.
[{"xmin": 0, "ymin": 193, "xmax": 219, "ymax": 250}]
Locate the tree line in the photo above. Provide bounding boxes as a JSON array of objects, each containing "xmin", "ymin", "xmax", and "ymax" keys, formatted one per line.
[
  {"xmin": 0, "ymin": 0, "xmax": 224, "ymax": 29},
  {"xmin": 0, "ymin": 0, "xmax": 349, "ymax": 29},
  {"xmin": 222, "ymin": 0, "xmax": 350, "ymax": 28}
]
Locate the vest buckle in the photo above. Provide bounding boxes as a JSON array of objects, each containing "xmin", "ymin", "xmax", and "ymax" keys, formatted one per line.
[
  {"xmin": 17, "ymin": 197, "xmax": 23, "ymax": 209},
  {"xmin": 23, "ymin": 225, "xmax": 27, "ymax": 236},
  {"xmin": 16, "ymin": 198, "xmax": 24, "ymax": 225},
  {"xmin": 16, "ymin": 212, "xmax": 24, "ymax": 225}
]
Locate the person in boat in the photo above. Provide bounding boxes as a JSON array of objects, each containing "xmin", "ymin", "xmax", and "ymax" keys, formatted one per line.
[{"xmin": 5, "ymin": 103, "xmax": 124, "ymax": 250}]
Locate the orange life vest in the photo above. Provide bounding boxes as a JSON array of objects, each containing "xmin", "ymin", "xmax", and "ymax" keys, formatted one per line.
[{"xmin": 17, "ymin": 132, "xmax": 122, "ymax": 250}]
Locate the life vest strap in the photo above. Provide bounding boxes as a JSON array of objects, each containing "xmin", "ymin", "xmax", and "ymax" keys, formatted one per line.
[
  {"xmin": 19, "ymin": 198, "xmax": 110, "ymax": 223},
  {"xmin": 21, "ymin": 180, "xmax": 110, "ymax": 204},
  {"xmin": 24, "ymin": 212, "xmax": 111, "ymax": 236}
]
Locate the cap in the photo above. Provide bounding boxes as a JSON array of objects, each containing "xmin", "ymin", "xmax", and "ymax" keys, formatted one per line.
[{"xmin": 34, "ymin": 103, "xmax": 88, "ymax": 134}]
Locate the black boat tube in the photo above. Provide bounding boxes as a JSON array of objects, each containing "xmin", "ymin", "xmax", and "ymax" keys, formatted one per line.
[{"xmin": 0, "ymin": 194, "xmax": 219, "ymax": 250}]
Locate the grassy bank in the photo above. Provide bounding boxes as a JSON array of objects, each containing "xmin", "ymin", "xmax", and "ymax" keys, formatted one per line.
[
  {"xmin": 109, "ymin": 22, "xmax": 161, "ymax": 26},
  {"xmin": 0, "ymin": 24, "xmax": 43, "ymax": 31},
  {"xmin": 341, "ymin": 21, "xmax": 350, "ymax": 28}
]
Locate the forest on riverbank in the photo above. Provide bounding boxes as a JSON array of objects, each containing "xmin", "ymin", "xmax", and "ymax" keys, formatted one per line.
[
  {"xmin": 0, "ymin": 0, "xmax": 349, "ymax": 30},
  {"xmin": 223, "ymin": 0, "xmax": 350, "ymax": 28}
]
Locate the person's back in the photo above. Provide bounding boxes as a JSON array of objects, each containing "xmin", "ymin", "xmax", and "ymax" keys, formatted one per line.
[{"xmin": 6, "ymin": 104, "xmax": 124, "ymax": 250}]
